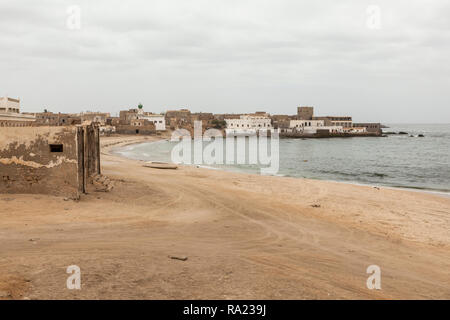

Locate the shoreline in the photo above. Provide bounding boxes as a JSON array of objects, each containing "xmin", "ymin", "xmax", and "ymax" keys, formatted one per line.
[{"xmin": 109, "ymin": 137, "xmax": 450, "ymax": 199}]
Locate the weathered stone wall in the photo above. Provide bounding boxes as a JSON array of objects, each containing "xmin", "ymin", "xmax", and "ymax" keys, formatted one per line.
[
  {"xmin": 115, "ymin": 125, "xmax": 156, "ymax": 135},
  {"xmin": 353, "ymin": 123, "xmax": 382, "ymax": 134},
  {"xmin": 0, "ymin": 126, "xmax": 80, "ymax": 197},
  {"xmin": 297, "ymin": 107, "xmax": 314, "ymax": 120},
  {"xmin": 0, "ymin": 124, "xmax": 101, "ymax": 197}
]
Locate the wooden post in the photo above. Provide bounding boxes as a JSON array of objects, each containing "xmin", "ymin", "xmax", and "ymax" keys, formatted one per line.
[
  {"xmin": 77, "ymin": 126, "xmax": 85, "ymax": 194},
  {"xmin": 96, "ymin": 125, "xmax": 101, "ymax": 174},
  {"xmin": 83, "ymin": 125, "xmax": 88, "ymax": 193}
]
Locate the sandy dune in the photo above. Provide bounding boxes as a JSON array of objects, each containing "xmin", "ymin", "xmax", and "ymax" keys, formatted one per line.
[{"xmin": 0, "ymin": 135, "xmax": 449, "ymax": 299}]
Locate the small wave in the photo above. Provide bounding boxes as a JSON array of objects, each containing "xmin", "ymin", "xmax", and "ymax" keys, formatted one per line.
[
  {"xmin": 318, "ymin": 169, "xmax": 389, "ymax": 179},
  {"xmin": 317, "ymin": 170, "xmax": 356, "ymax": 177},
  {"xmin": 390, "ymin": 185, "xmax": 450, "ymax": 194},
  {"xmin": 369, "ymin": 172, "xmax": 388, "ymax": 178}
]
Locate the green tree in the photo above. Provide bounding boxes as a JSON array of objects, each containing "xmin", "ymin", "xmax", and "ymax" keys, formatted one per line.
[
  {"xmin": 211, "ymin": 119, "xmax": 226, "ymax": 129},
  {"xmin": 138, "ymin": 103, "xmax": 143, "ymax": 110}
]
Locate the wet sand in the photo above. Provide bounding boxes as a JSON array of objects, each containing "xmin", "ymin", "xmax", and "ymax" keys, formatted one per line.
[{"xmin": 0, "ymin": 135, "xmax": 449, "ymax": 299}]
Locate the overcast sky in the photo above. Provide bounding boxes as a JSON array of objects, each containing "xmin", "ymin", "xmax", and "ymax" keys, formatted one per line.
[{"xmin": 1, "ymin": 0, "xmax": 449, "ymax": 123}]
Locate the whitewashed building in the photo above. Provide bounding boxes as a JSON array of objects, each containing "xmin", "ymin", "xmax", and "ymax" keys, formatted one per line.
[
  {"xmin": 136, "ymin": 109, "xmax": 166, "ymax": 131},
  {"xmin": 225, "ymin": 114, "xmax": 273, "ymax": 135},
  {"xmin": 0, "ymin": 96, "xmax": 35, "ymax": 122},
  {"xmin": 343, "ymin": 126, "xmax": 367, "ymax": 134},
  {"xmin": 289, "ymin": 119, "xmax": 343, "ymax": 134}
]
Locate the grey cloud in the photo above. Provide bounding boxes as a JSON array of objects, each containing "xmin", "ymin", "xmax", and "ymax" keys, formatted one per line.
[{"xmin": 0, "ymin": 0, "xmax": 449, "ymax": 122}]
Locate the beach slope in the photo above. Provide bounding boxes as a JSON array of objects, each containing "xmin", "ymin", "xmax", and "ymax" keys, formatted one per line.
[{"xmin": 0, "ymin": 135, "xmax": 449, "ymax": 299}]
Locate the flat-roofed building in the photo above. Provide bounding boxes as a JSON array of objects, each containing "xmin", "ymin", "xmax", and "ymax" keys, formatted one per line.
[
  {"xmin": 289, "ymin": 119, "xmax": 344, "ymax": 134},
  {"xmin": 297, "ymin": 106, "xmax": 314, "ymax": 120},
  {"xmin": 136, "ymin": 109, "xmax": 166, "ymax": 131},
  {"xmin": 0, "ymin": 96, "xmax": 20, "ymax": 113},
  {"xmin": 119, "ymin": 109, "xmax": 139, "ymax": 121},
  {"xmin": 165, "ymin": 109, "xmax": 191, "ymax": 123},
  {"xmin": 353, "ymin": 122, "xmax": 381, "ymax": 134},
  {"xmin": 313, "ymin": 116, "xmax": 353, "ymax": 128},
  {"xmin": 34, "ymin": 112, "xmax": 80, "ymax": 126},
  {"xmin": 0, "ymin": 96, "xmax": 36, "ymax": 123},
  {"xmin": 225, "ymin": 113, "xmax": 273, "ymax": 135},
  {"xmin": 290, "ymin": 119, "xmax": 325, "ymax": 134},
  {"xmin": 79, "ymin": 112, "xmax": 110, "ymax": 125},
  {"xmin": 117, "ymin": 107, "xmax": 162, "ymax": 133}
]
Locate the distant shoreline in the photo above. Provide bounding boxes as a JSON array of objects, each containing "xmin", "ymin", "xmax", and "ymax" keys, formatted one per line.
[{"xmin": 111, "ymin": 138, "xmax": 450, "ymax": 199}]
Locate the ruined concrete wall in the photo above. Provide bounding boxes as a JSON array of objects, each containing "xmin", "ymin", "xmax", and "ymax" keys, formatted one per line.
[
  {"xmin": 0, "ymin": 126, "xmax": 79, "ymax": 197},
  {"xmin": 115, "ymin": 125, "xmax": 156, "ymax": 135}
]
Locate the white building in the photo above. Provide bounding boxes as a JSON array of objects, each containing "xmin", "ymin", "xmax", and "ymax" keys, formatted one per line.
[
  {"xmin": 225, "ymin": 114, "xmax": 273, "ymax": 135},
  {"xmin": 136, "ymin": 109, "xmax": 166, "ymax": 131},
  {"xmin": 343, "ymin": 126, "xmax": 367, "ymax": 134},
  {"xmin": 99, "ymin": 125, "xmax": 116, "ymax": 135},
  {"xmin": 325, "ymin": 116, "xmax": 353, "ymax": 128},
  {"xmin": 290, "ymin": 120, "xmax": 325, "ymax": 134},
  {"xmin": 0, "ymin": 96, "xmax": 35, "ymax": 122},
  {"xmin": 289, "ymin": 119, "xmax": 343, "ymax": 134}
]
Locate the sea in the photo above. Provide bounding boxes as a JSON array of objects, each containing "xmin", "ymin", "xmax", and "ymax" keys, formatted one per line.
[{"xmin": 113, "ymin": 124, "xmax": 450, "ymax": 195}]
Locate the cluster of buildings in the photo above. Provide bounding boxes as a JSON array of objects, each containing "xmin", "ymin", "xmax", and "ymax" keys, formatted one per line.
[
  {"xmin": 0, "ymin": 96, "xmax": 168, "ymax": 136},
  {"xmin": 0, "ymin": 95, "xmax": 381, "ymax": 138},
  {"xmin": 222, "ymin": 107, "xmax": 381, "ymax": 137},
  {"xmin": 275, "ymin": 107, "xmax": 381, "ymax": 137},
  {"xmin": 0, "ymin": 95, "xmax": 382, "ymax": 199},
  {"xmin": 224, "ymin": 112, "xmax": 273, "ymax": 135}
]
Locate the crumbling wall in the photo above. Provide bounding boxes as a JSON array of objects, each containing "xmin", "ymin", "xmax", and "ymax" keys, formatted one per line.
[
  {"xmin": 0, "ymin": 126, "xmax": 80, "ymax": 197},
  {"xmin": 115, "ymin": 125, "xmax": 156, "ymax": 135}
]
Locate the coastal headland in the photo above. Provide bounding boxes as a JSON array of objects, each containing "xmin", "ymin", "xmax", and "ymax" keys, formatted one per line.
[{"xmin": 0, "ymin": 135, "xmax": 449, "ymax": 299}]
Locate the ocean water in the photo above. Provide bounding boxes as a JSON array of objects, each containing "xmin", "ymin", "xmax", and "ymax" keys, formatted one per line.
[{"xmin": 113, "ymin": 124, "xmax": 450, "ymax": 194}]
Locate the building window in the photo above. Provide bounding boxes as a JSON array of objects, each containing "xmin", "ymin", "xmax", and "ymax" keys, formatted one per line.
[{"xmin": 49, "ymin": 144, "xmax": 63, "ymax": 153}]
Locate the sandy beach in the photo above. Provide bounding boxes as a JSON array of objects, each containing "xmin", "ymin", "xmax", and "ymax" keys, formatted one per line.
[{"xmin": 0, "ymin": 135, "xmax": 449, "ymax": 300}]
